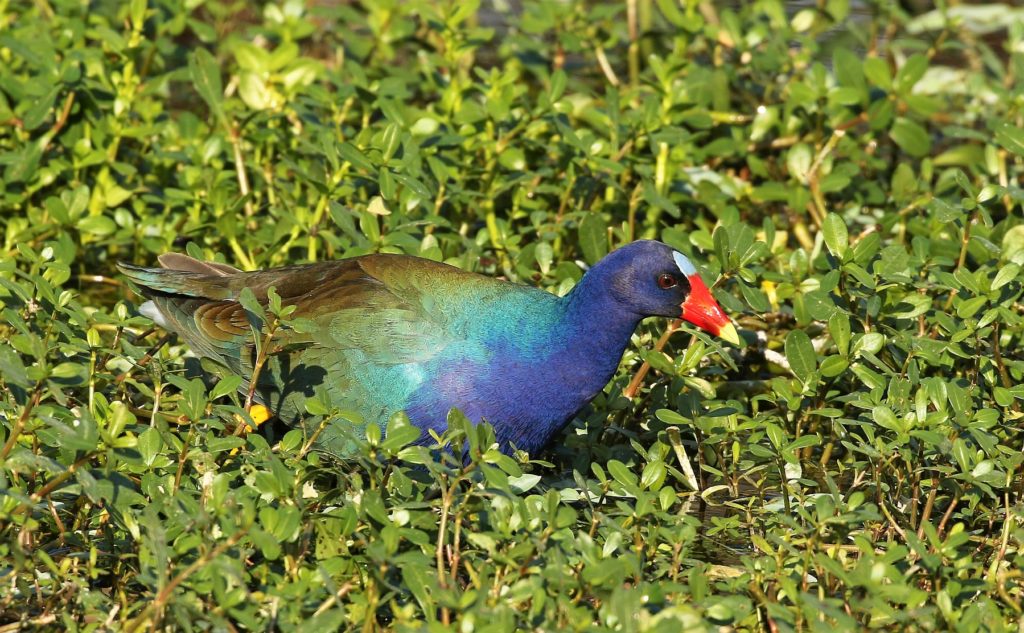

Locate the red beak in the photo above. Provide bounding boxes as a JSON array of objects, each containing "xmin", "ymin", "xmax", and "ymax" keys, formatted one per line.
[{"xmin": 681, "ymin": 274, "xmax": 740, "ymax": 344}]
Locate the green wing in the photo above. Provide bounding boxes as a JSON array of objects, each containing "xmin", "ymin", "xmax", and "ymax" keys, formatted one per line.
[{"xmin": 118, "ymin": 254, "xmax": 468, "ymax": 422}]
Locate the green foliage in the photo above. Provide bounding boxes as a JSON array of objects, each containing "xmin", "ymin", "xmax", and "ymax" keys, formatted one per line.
[{"xmin": 3, "ymin": 0, "xmax": 1024, "ymax": 630}]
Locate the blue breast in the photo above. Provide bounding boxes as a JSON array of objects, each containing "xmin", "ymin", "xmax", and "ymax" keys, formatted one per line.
[{"xmin": 401, "ymin": 286, "xmax": 641, "ymax": 454}]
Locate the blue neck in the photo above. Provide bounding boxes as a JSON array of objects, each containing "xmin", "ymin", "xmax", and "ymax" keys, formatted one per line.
[
  {"xmin": 490, "ymin": 269, "xmax": 642, "ymax": 452},
  {"xmin": 554, "ymin": 266, "xmax": 643, "ymax": 389}
]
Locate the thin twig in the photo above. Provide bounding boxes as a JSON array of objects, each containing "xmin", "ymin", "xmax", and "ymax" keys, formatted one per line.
[
  {"xmin": 230, "ymin": 126, "xmax": 255, "ymax": 221},
  {"xmin": 0, "ymin": 615, "xmax": 57, "ymax": 632},
  {"xmin": 312, "ymin": 582, "xmax": 355, "ymax": 618},
  {"xmin": 41, "ymin": 91, "xmax": 76, "ymax": 153},
  {"xmin": 936, "ymin": 496, "xmax": 960, "ymax": 539},
  {"xmin": 666, "ymin": 427, "xmax": 700, "ymax": 492},
  {"xmin": 623, "ymin": 321, "xmax": 680, "ymax": 399},
  {"xmin": 115, "ymin": 332, "xmax": 173, "ymax": 384},
  {"xmin": 917, "ymin": 481, "xmax": 938, "ymax": 539},
  {"xmin": 626, "ymin": 0, "xmax": 639, "ymax": 87},
  {"xmin": 127, "ymin": 528, "xmax": 249, "ymax": 633},
  {"xmin": 297, "ymin": 418, "xmax": 330, "ymax": 459},
  {"xmin": 237, "ymin": 326, "xmax": 277, "ymax": 436},
  {"xmin": 594, "ymin": 46, "xmax": 620, "ymax": 87},
  {"xmin": 0, "ymin": 385, "xmax": 43, "ymax": 461},
  {"xmin": 8, "ymin": 455, "xmax": 93, "ymax": 517},
  {"xmin": 172, "ymin": 426, "xmax": 195, "ymax": 495},
  {"xmin": 806, "ymin": 129, "xmax": 845, "ymax": 230}
]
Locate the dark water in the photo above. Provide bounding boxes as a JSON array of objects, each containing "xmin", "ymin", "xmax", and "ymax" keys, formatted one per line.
[{"xmin": 683, "ymin": 494, "xmax": 753, "ymax": 568}]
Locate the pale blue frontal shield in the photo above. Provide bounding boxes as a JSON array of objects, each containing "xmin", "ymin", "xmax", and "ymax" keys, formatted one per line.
[{"xmin": 672, "ymin": 251, "xmax": 697, "ymax": 276}]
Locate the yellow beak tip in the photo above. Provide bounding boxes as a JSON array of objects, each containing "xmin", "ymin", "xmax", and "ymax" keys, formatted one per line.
[{"xmin": 717, "ymin": 322, "xmax": 741, "ymax": 346}]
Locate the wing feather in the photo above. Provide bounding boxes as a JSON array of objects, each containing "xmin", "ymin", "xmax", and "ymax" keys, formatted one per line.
[{"xmin": 124, "ymin": 253, "xmax": 465, "ymax": 379}]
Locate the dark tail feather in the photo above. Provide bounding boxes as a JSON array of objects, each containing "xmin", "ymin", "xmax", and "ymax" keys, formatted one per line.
[
  {"xmin": 157, "ymin": 253, "xmax": 242, "ymax": 276},
  {"xmin": 117, "ymin": 262, "xmax": 234, "ymax": 300}
]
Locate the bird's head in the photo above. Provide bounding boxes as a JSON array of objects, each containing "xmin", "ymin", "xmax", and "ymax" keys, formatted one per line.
[{"xmin": 595, "ymin": 240, "xmax": 740, "ymax": 344}]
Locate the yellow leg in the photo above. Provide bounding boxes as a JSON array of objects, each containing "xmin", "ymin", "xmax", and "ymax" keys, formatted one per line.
[
  {"xmin": 248, "ymin": 404, "xmax": 272, "ymax": 428},
  {"xmin": 230, "ymin": 405, "xmax": 274, "ymax": 454}
]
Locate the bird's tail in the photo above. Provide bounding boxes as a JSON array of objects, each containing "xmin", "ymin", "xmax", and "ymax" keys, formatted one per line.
[{"xmin": 116, "ymin": 262, "xmax": 235, "ymax": 300}]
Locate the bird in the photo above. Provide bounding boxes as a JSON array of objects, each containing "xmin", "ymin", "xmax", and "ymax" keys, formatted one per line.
[{"xmin": 118, "ymin": 240, "xmax": 738, "ymax": 455}]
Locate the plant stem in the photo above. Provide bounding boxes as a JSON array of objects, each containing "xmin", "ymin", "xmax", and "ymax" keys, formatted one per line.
[
  {"xmin": 0, "ymin": 385, "xmax": 43, "ymax": 462},
  {"xmin": 128, "ymin": 528, "xmax": 248, "ymax": 633},
  {"xmin": 623, "ymin": 321, "xmax": 680, "ymax": 399},
  {"xmin": 626, "ymin": 0, "xmax": 639, "ymax": 87},
  {"xmin": 231, "ymin": 125, "xmax": 256, "ymax": 222},
  {"xmin": 667, "ymin": 426, "xmax": 700, "ymax": 492}
]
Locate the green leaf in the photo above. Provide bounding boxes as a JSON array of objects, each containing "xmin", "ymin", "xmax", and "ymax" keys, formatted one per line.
[
  {"xmin": 337, "ymin": 142, "xmax": 376, "ymax": 172},
  {"xmin": 22, "ymin": 83, "xmax": 61, "ymax": 131},
  {"xmin": 765, "ymin": 423, "xmax": 786, "ymax": 451},
  {"xmin": 137, "ymin": 427, "xmax": 163, "ymax": 467},
  {"xmin": 50, "ymin": 362, "xmax": 87, "ymax": 385},
  {"xmin": 871, "ymin": 406, "xmax": 900, "ymax": 432},
  {"xmin": 237, "ymin": 287, "xmax": 266, "ymax": 329},
  {"xmin": 894, "ymin": 54, "xmax": 929, "ymax": 93},
  {"xmin": 863, "ymin": 57, "xmax": 892, "ymax": 90},
  {"xmin": 77, "ymin": 215, "xmax": 117, "ymax": 236},
  {"xmin": 380, "ymin": 122, "xmax": 402, "ymax": 162},
  {"xmin": 578, "ymin": 214, "xmax": 607, "ymax": 264},
  {"xmin": 740, "ymin": 282, "xmax": 770, "ymax": 312},
  {"xmin": 129, "ymin": 0, "xmax": 146, "ymax": 30},
  {"xmin": 891, "ymin": 163, "xmax": 918, "ymax": 203},
  {"xmin": 993, "ymin": 263, "xmax": 1020, "ymax": 290},
  {"xmin": 890, "ymin": 118, "xmax": 931, "ymax": 157},
  {"xmin": 238, "ymin": 73, "xmax": 275, "ymax": 110},
  {"xmin": 640, "ymin": 460, "xmax": 666, "ymax": 490},
  {"xmin": 549, "ymin": 69, "xmax": 566, "ymax": 103},
  {"xmin": 785, "ymin": 329, "xmax": 817, "ymax": 383},
  {"xmin": 508, "ymin": 473, "xmax": 541, "ymax": 493},
  {"xmin": 819, "ymin": 355, "xmax": 849, "ymax": 377},
  {"xmin": 606, "ymin": 459, "xmax": 637, "ymax": 488},
  {"xmin": 787, "ymin": 143, "xmax": 813, "ymax": 182},
  {"xmin": 210, "ymin": 374, "xmax": 243, "ymax": 401},
  {"xmin": 822, "ymin": 213, "xmax": 849, "ymax": 259},
  {"xmin": 952, "ymin": 438, "xmax": 972, "ymax": 473},
  {"xmin": 956, "ymin": 296, "xmax": 987, "ymax": 319},
  {"xmin": 655, "ymin": 0, "xmax": 689, "ymax": 27},
  {"xmin": 381, "ymin": 413, "xmax": 422, "ymax": 451},
  {"xmin": 207, "ymin": 436, "xmax": 246, "ymax": 453},
  {"xmin": 188, "ymin": 48, "xmax": 227, "ymax": 129},
  {"xmin": 1003, "ymin": 226, "xmax": 1024, "ymax": 263},
  {"xmin": 788, "ymin": 435, "xmax": 820, "ymax": 451},
  {"xmin": 994, "ymin": 122, "xmax": 1024, "ymax": 156},
  {"xmin": 828, "ymin": 312, "xmax": 852, "ymax": 356},
  {"xmin": 833, "ymin": 48, "xmax": 865, "ymax": 93}
]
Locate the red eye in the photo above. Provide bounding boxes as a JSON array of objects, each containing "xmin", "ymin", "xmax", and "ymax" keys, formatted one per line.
[{"xmin": 657, "ymin": 274, "xmax": 677, "ymax": 289}]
